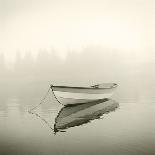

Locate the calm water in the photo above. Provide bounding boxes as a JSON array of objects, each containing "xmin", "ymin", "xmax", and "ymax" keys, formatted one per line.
[{"xmin": 0, "ymin": 86, "xmax": 155, "ymax": 155}]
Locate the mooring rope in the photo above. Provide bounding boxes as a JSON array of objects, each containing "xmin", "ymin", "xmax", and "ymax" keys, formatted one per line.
[
  {"xmin": 29, "ymin": 110, "xmax": 55, "ymax": 133},
  {"xmin": 28, "ymin": 86, "xmax": 51, "ymax": 113},
  {"xmin": 29, "ymin": 110, "xmax": 66, "ymax": 134},
  {"xmin": 28, "ymin": 84, "xmax": 63, "ymax": 113},
  {"xmin": 50, "ymin": 84, "xmax": 63, "ymax": 105},
  {"xmin": 27, "ymin": 84, "xmax": 65, "ymax": 135}
]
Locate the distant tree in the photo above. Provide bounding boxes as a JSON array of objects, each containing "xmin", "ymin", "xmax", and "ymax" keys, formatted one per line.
[
  {"xmin": 34, "ymin": 49, "xmax": 63, "ymax": 79},
  {"xmin": 34, "ymin": 49, "xmax": 50, "ymax": 79},
  {"xmin": 22, "ymin": 51, "xmax": 34, "ymax": 76},
  {"xmin": 0, "ymin": 52, "xmax": 6, "ymax": 77},
  {"xmin": 0, "ymin": 52, "xmax": 5, "ymax": 70},
  {"xmin": 13, "ymin": 51, "xmax": 23, "ymax": 77}
]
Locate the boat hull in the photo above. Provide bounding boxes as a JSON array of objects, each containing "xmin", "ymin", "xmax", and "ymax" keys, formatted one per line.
[{"xmin": 52, "ymin": 83, "xmax": 117, "ymax": 106}]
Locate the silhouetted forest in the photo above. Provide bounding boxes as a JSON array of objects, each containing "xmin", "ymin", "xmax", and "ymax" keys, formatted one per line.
[
  {"xmin": 0, "ymin": 47, "xmax": 123, "ymax": 82},
  {"xmin": 0, "ymin": 47, "xmax": 155, "ymax": 100}
]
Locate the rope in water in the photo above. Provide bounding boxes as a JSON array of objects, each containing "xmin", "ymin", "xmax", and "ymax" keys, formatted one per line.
[
  {"xmin": 28, "ymin": 84, "xmax": 63, "ymax": 113},
  {"xmin": 28, "ymin": 84, "xmax": 64, "ymax": 134},
  {"xmin": 29, "ymin": 109, "xmax": 65, "ymax": 134},
  {"xmin": 29, "ymin": 110, "xmax": 55, "ymax": 133},
  {"xmin": 28, "ymin": 86, "xmax": 51, "ymax": 113}
]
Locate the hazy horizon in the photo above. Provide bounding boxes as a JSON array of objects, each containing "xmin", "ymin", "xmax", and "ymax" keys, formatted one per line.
[
  {"xmin": 1, "ymin": 0, "xmax": 155, "ymax": 63},
  {"xmin": 0, "ymin": 46, "xmax": 155, "ymax": 103}
]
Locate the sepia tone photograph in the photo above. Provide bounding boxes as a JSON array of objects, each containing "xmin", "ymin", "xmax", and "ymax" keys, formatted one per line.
[{"xmin": 0, "ymin": 0, "xmax": 155, "ymax": 155}]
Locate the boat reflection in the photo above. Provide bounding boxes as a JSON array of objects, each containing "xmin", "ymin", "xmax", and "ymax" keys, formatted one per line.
[
  {"xmin": 29, "ymin": 99, "xmax": 119, "ymax": 134},
  {"xmin": 54, "ymin": 99, "xmax": 119, "ymax": 133}
]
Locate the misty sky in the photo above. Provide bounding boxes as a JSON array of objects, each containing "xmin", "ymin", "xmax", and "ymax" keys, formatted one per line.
[{"xmin": 1, "ymin": 0, "xmax": 155, "ymax": 62}]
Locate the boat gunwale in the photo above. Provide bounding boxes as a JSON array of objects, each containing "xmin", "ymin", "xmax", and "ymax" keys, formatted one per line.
[{"xmin": 51, "ymin": 83, "xmax": 118, "ymax": 90}]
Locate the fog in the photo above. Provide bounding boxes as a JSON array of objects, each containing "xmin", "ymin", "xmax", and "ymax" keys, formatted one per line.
[
  {"xmin": 0, "ymin": 47, "xmax": 155, "ymax": 102},
  {"xmin": 1, "ymin": 1, "xmax": 155, "ymax": 155},
  {"xmin": 1, "ymin": 0, "xmax": 155, "ymax": 61},
  {"xmin": 1, "ymin": 0, "xmax": 155, "ymax": 101}
]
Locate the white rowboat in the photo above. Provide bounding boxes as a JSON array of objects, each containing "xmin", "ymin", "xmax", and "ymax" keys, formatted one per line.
[{"xmin": 51, "ymin": 83, "xmax": 118, "ymax": 106}]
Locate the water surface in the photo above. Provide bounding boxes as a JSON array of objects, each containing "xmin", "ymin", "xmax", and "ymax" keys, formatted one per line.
[{"xmin": 0, "ymin": 87, "xmax": 155, "ymax": 155}]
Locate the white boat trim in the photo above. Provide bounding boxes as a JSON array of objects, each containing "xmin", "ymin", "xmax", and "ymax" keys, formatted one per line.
[
  {"xmin": 52, "ymin": 83, "xmax": 117, "ymax": 94},
  {"xmin": 54, "ymin": 91, "xmax": 113, "ymax": 100}
]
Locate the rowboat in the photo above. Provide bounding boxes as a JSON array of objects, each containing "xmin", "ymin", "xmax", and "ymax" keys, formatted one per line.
[
  {"xmin": 51, "ymin": 83, "xmax": 118, "ymax": 106},
  {"xmin": 54, "ymin": 99, "xmax": 119, "ymax": 132}
]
